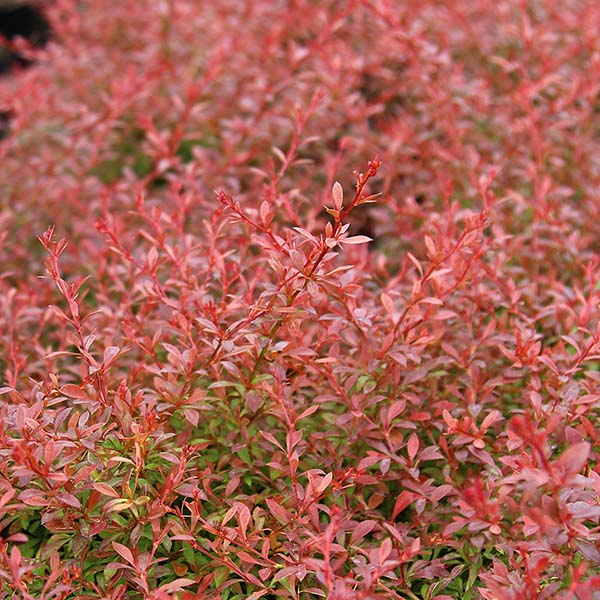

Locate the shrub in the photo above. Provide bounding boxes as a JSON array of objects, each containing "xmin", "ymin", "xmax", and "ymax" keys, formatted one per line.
[{"xmin": 1, "ymin": 1, "xmax": 600, "ymax": 598}]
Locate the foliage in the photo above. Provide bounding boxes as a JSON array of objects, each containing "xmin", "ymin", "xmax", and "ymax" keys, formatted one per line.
[{"xmin": 1, "ymin": 1, "xmax": 600, "ymax": 598}]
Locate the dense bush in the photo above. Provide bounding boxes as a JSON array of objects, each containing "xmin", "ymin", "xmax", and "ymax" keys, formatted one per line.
[{"xmin": 1, "ymin": 1, "xmax": 600, "ymax": 598}]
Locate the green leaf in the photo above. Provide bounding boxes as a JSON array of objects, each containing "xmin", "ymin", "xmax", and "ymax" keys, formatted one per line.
[{"xmin": 214, "ymin": 566, "xmax": 230, "ymax": 588}]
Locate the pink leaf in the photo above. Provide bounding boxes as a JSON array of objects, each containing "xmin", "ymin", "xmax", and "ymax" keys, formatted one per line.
[
  {"xmin": 183, "ymin": 408, "xmax": 199, "ymax": 427},
  {"xmin": 350, "ymin": 519, "xmax": 377, "ymax": 545},
  {"xmin": 292, "ymin": 227, "xmax": 318, "ymax": 245},
  {"xmin": 340, "ymin": 234, "xmax": 372, "ymax": 245},
  {"xmin": 554, "ymin": 442, "xmax": 590, "ymax": 483},
  {"xmin": 332, "ymin": 181, "xmax": 344, "ymax": 211},
  {"xmin": 112, "ymin": 541, "xmax": 136, "ymax": 566},
  {"xmin": 259, "ymin": 430, "xmax": 284, "ymax": 451},
  {"xmin": 92, "ymin": 483, "xmax": 120, "ymax": 498},
  {"xmin": 236, "ymin": 502, "xmax": 251, "ymax": 537},
  {"xmin": 147, "ymin": 247, "xmax": 158, "ymax": 270},
  {"xmin": 158, "ymin": 578, "xmax": 196, "ymax": 593},
  {"xmin": 379, "ymin": 537, "xmax": 392, "ymax": 563},
  {"xmin": 266, "ymin": 499, "xmax": 290, "ymax": 524},
  {"xmin": 407, "ymin": 433, "xmax": 419, "ymax": 463},
  {"xmin": 392, "ymin": 491, "xmax": 418, "ymax": 520},
  {"xmin": 60, "ymin": 384, "xmax": 88, "ymax": 399},
  {"xmin": 316, "ymin": 472, "xmax": 333, "ymax": 494},
  {"xmin": 0, "ymin": 489, "xmax": 15, "ymax": 508},
  {"xmin": 237, "ymin": 551, "xmax": 264, "ymax": 566},
  {"xmin": 103, "ymin": 345, "xmax": 121, "ymax": 366},
  {"xmin": 58, "ymin": 493, "xmax": 81, "ymax": 509},
  {"xmin": 297, "ymin": 405, "xmax": 319, "ymax": 420}
]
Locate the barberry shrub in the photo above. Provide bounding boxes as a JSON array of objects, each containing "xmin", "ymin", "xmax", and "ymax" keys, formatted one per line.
[{"xmin": 1, "ymin": 1, "xmax": 600, "ymax": 598}]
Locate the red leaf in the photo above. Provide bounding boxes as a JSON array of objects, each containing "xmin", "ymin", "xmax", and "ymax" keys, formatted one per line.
[
  {"xmin": 236, "ymin": 502, "xmax": 251, "ymax": 537},
  {"xmin": 259, "ymin": 430, "xmax": 284, "ymax": 451},
  {"xmin": 183, "ymin": 408, "xmax": 199, "ymax": 427},
  {"xmin": 316, "ymin": 472, "xmax": 333, "ymax": 494},
  {"xmin": 379, "ymin": 537, "xmax": 392, "ymax": 563},
  {"xmin": 297, "ymin": 405, "xmax": 319, "ymax": 420},
  {"xmin": 58, "ymin": 493, "xmax": 81, "ymax": 509},
  {"xmin": 237, "ymin": 550, "xmax": 263, "ymax": 566},
  {"xmin": 60, "ymin": 384, "xmax": 88, "ymax": 399},
  {"xmin": 225, "ymin": 475, "xmax": 240, "ymax": 497},
  {"xmin": 392, "ymin": 491, "xmax": 418, "ymax": 520},
  {"xmin": 158, "ymin": 578, "xmax": 196, "ymax": 593},
  {"xmin": 266, "ymin": 499, "xmax": 290, "ymax": 524},
  {"xmin": 0, "ymin": 489, "xmax": 15, "ymax": 508},
  {"xmin": 19, "ymin": 490, "xmax": 48, "ymax": 507},
  {"xmin": 350, "ymin": 519, "xmax": 377, "ymax": 545},
  {"xmin": 554, "ymin": 442, "xmax": 591, "ymax": 483},
  {"xmin": 112, "ymin": 541, "xmax": 136, "ymax": 566},
  {"xmin": 91, "ymin": 483, "xmax": 120, "ymax": 498},
  {"xmin": 407, "ymin": 433, "xmax": 419, "ymax": 463}
]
